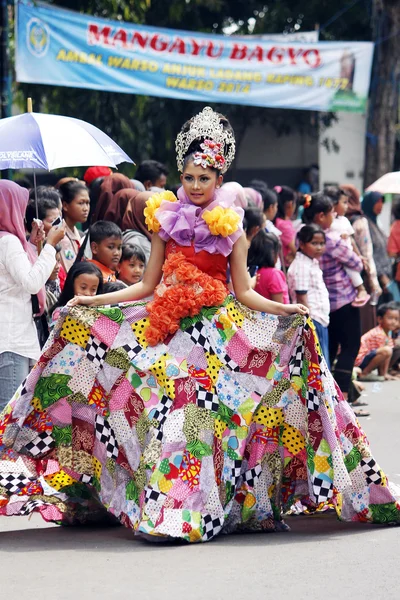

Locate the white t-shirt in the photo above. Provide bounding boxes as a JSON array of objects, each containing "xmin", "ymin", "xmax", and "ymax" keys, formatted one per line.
[
  {"xmin": 329, "ymin": 216, "xmax": 354, "ymax": 249},
  {"xmin": 0, "ymin": 235, "xmax": 56, "ymax": 360}
]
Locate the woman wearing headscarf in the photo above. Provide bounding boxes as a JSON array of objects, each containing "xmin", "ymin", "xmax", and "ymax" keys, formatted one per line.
[
  {"xmin": 0, "ymin": 181, "xmax": 65, "ymax": 411},
  {"xmin": 92, "ymin": 173, "xmax": 135, "ymax": 224},
  {"xmin": 362, "ymin": 191, "xmax": 395, "ymax": 301},
  {"xmin": 121, "ymin": 190, "xmax": 152, "ymax": 263}
]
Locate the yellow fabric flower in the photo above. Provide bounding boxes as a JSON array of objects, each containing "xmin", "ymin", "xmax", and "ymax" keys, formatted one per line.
[
  {"xmin": 202, "ymin": 206, "xmax": 240, "ymax": 238},
  {"xmin": 144, "ymin": 191, "xmax": 177, "ymax": 233}
]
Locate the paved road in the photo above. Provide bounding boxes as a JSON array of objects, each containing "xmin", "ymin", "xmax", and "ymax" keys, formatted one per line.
[{"xmin": 1, "ymin": 381, "xmax": 400, "ymax": 600}]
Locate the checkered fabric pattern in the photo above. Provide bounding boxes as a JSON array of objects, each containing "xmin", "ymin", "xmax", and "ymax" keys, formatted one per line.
[
  {"xmin": 25, "ymin": 432, "xmax": 54, "ymax": 457},
  {"xmin": 20, "ymin": 499, "xmax": 45, "ymax": 515},
  {"xmin": 145, "ymin": 488, "xmax": 164, "ymax": 502},
  {"xmin": 186, "ymin": 322, "xmax": 212, "ymax": 353},
  {"xmin": 0, "ymin": 474, "xmax": 30, "ymax": 493},
  {"xmin": 231, "ymin": 460, "xmax": 242, "ymax": 485},
  {"xmin": 312, "ymin": 476, "xmax": 334, "ymax": 502},
  {"xmin": 86, "ymin": 336, "xmax": 108, "ymax": 368},
  {"xmin": 202, "ymin": 514, "xmax": 224, "ymax": 540},
  {"xmin": 221, "ymin": 354, "xmax": 240, "ymax": 372},
  {"xmin": 289, "ymin": 342, "xmax": 304, "ymax": 377},
  {"xmin": 361, "ymin": 458, "xmax": 382, "ymax": 485},
  {"xmin": 152, "ymin": 395, "xmax": 173, "ymax": 440},
  {"xmin": 243, "ymin": 464, "xmax": 262, "ymax": 488},
  {"xmin": 80, "ymin": 474, "xmax": 94, "ymax": 485},
  {"xmin": 197, "ymin": 388, "xmax": 219, "ymax": 412},
  {"xmin": 95, "ymin": 415, "xmax": 119, "ymax": 459},
  {"xmin": 306, "ymin": 388, "xmax": 320, "ymax": 412},
  {"xmin": 122, "ymin": 343, "xmax": 143, "ymax": 363}
]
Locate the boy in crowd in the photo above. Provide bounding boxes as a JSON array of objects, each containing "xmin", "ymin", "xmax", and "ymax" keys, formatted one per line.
[
  {"xmin": 355, "ymin": 302, "xmax": 400, "ymax": 381},
  {"xmin": 87, "ymin": 221, "xmax": 123, "ymax": 283}
]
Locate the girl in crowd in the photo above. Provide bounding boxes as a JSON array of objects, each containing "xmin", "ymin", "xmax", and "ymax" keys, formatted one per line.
[
  {"xmin": 118, "ymin": 244, "xmax": 146, "ymax": 286},
  {"xmin": 1, "ymin": 107, "xmax": 400, "ymax": 541},
  {"xmin": 243, "ymin": 206, "xmax": 264, "ymax": 247},
  {"xmin": 287, "ymin": 224, "xmax": 330, "ymax": 367},
  {"xmin": 248, "ymin": 230, "xmax": 289, "ymax": 303},
  {"xmin": 49, "ymin": 261, "xmax": 103, "ymax": 325},
  {"xmin": 273, "ymin": 185, "xmax": 297, "ymax": 266},
  {"xmin": 59, "ymin": 181, "xmax": 90, "ymax": 272},
  {"xmin": 0, "ymin": 181, "xmax": 65, "ymax": 411},
  {"xmin": 302, "ymin": 192, "xmax": 363, "ymax": 401},
  {"xmin": 25, "ymin": 186, "xmax": 61, "ymax": 236}
]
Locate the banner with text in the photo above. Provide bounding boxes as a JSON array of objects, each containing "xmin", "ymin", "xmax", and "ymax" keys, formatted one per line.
[{"xmin": 16, "ymin": 1, "xmax": 374, "ymax": 112}]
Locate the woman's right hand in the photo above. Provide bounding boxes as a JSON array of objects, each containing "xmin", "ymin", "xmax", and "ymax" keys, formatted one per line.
[
  {"xmin": 67, "ymin": 295, "xmax": 97, "ymax": 307},
  {"xmin": 47, "ymin": 224, "xmax": 66, "ymax": 247}
]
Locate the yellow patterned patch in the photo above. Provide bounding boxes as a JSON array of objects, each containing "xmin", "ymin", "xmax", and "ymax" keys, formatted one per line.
[
  {"xmin": 314, "ymin": 455, "xmax": 330, "ymax": 473},
  {"xmin": 165, "ymin": 378, "xmax": 175, "ymax": 399},
  {"xmin": 253, "ymin": 406, "xmax": 284, "ymax": 428},
  {"xmin": 159, "ymin": 476, "xmax": 173, "ymax": 494},
  {"xmin": 225, "ymin": 302, "xmax": 244, "ymax": 327},
  {"xmin": 149, "ymin": 354, "xmax": 167, "ymax": 388},
  {"xmin": 131, "ymin": 318, "xmax": 149, "ymax": 347},
  {"xmin": 60, "ymin": 316, "xmax": 90, "ymax": 348},
  {"xmin": 92, "ymin": 457, "xmax": 102, "ymax": 479},
  {"xmin": 32, "ymin": 397, "xmax": 43, "ymax": 411},
  {"xmin": 215, "ymin": 416, "xmax": 227, "ymax": 439},
  {"xmin": 45, "ymin": 470, "xmax": 76, "ymax": 491},
  {"xmin": 244, "ymin": 493, "xmax": 256, "ymax": 508},
  {"xmin": 205, "ymin": 352, "xmax": 223, "ymax": 387},
  {"xmin": 281, "ymin": 423, "xmax": 305, "ymax": 455}
]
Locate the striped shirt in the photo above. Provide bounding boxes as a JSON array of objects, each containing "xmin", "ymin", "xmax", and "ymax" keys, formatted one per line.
[
  {"xmin": 320, "ymin": 231, "xmax": 363, "ymax": 312},
  {"xmin": 355, "ymin": 326, "xmax": 394, "ymax": 366}
]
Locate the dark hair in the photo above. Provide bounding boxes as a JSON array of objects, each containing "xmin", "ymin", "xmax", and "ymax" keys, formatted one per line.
[
  {"xmin": 324, "ymin": 185, "xmax": 349, "ymax": 206},
  {"xmin": 51, "ymin": 262, "xmax": 103, "ymax": 312},
  {"xmin": 274, "ymin": 186, "xmax": 297, "ymax": 219},
  {"xmin": 261, "ymin": 188, "xmax": 278, "ymax": 213},
  {"xmin": 301, "ymin": 192, "xmax": 333, "ymax": 224},
  {"xmin": 249, "ymin": 179, "xmax": 269, "ymax": 201},
  {"xmin": 393, "ymin": 201, "xmax": 400, "ymax": 221},
  {"xmin": 377, "ymin": 302, "xmax": 400, "ymax": 318},
  {"xmin": 135, "ymin": 160, "xmax": 169, "ymax": 185},
  {"xmin": 59, "ymin": 181, "xmax": 88, "ymax": 204},
  {"xmin": 121, "ymin": 243, "xmax": 146, "ymax": 265},
  {"xmin": 297, "ymin": 224, "xmax": 326, "ymax": 244},
  {"xmin": 181, "ymin": 112, "xmax": 234, "ymax": 172},
  {"xmin": 103, "ymin": 280, "xmax": 128, "ymax": 293},
  {"xmin": 76, "ymin": 220, "xmax": 122, "ymax": 262},
  {"xmin": 25, "ymin": 187, "xmax": 61, "ymax": 232},
  {"xmin": 248, "ymin": 230, "xmax": 281, "ymax": 269},
  {"xmin": 243, "ymin": 207, "xmax": 264, "ymax": 234}
]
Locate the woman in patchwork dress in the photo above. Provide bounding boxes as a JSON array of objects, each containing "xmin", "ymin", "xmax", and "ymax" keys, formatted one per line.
[{"xmin": 0, "ymin": 107, "xmax": 399, "ymax": 541}]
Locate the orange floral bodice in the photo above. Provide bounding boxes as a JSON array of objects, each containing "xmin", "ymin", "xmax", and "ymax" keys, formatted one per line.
[{"xmin": 165, "ymin": 239, "xmax": 228, "ymax": 284}]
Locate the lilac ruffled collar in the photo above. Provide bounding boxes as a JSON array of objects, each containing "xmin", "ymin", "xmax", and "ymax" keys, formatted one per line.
[{"xmin": 156, "ymin": 187, "xmax": 244, "ymax": 256}]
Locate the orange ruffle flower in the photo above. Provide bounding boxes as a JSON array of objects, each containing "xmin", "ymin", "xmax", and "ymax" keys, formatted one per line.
[
  {"xmin": 144, "ymin": 191, "xmax": 177, "ymax": 233},
  {"xmin": 202, "ymin": 206, "xmax": 240, "ymax": 238},
  {"xmin": 145, "ymin": 252, "xmax": 228, "ymax": 346}
]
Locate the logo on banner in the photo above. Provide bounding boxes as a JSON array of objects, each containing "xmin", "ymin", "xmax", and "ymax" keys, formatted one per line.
[{"xmin": 27, "ymin": 18, "xmax": 50, "ymax": 57}]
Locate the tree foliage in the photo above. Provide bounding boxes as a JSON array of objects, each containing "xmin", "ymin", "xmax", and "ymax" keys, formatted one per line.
[{"xmin": 13, "ymin": 0, "xmax": 374, "ymax": 179}]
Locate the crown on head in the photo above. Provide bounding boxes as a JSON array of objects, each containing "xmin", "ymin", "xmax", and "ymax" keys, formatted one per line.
[{"xmin": 175, "ymin": 106, "xmax": 236, "ymax": 174}]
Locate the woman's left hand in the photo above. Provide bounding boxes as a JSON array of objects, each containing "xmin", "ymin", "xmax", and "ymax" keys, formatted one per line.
[{"xmin": 283, "ymin": 303, "xmax": 309, "ymax": 316}]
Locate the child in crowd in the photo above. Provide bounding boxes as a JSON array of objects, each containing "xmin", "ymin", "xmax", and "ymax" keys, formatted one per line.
[
  {"xmin": 287, "ymin": 225, "xmax": 331, "ymax": 367},
  {"xmin": 118, "ymin": 244, "xmax": 146, "ymax": 286},
  {"xmin": 273, "ymin": 186, "xmax": 297, "ymax": 266},
  {"xmin": 326, "ymin": 187, "xmax": 370, "ymax": 307},
  {"xmin": 50, "ymin": 262, "xmax": 103, "ymax": 326},
  {"xmin": 355, "ymin": 302, "xmax": 400, "ymax": 381},
  {"xmin": 243, "ymin": 207, "xmax": 265, "ymax": 248},
  {"xmin": 103, "ymin": 281, "xmax": 128, "ymax": 293},
  {"xmin": 79, "ymin": 221, "xmax": 123, "ymax": 283},
  {"xmin": 59, "ymin": 181, "xmax": 90, "ymax": 272},
  {"xmin": 248, "ymin": 230, "xmax": 289, "ymax": 303}
]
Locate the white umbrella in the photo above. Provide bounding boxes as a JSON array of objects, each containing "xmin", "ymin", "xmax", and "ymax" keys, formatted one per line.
[{"xmin": 366, "ymin": 172, "xmax": 400, "ymax": 194}]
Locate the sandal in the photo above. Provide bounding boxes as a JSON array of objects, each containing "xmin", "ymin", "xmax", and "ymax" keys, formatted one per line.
[
  {"xmin": 353, "ymin": 408, "xmax": 370, "ymax": 417},
  {"xmin": 351, "ymin": 399, "xmax": 369, "ymax": 407},
  {"xmin": 351, "ymin": 294, "xmax": 371, "ymax": 308}
]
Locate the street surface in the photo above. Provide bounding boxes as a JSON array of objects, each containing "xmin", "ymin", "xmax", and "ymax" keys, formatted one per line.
[{"xmin": 1, "ymin": 381, "xmax": 400, "ymax": 600}]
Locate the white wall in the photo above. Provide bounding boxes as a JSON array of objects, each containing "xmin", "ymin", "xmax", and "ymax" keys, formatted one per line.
[{"xmin": 319, "ymin": 112, "xmax": 367, "ymax": 192}]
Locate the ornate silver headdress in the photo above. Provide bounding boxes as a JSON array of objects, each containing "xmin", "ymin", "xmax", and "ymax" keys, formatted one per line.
[{"xmin": 175, "ymin": 106, "xmax": 235, "ymax": 174}]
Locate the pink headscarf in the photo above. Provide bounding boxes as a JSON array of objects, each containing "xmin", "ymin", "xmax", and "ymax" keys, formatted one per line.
[
  {"xmin": 243, "ymin": 187, "xmax": 263, "ymax": 210},
  {"xmin": 0, "ymin": 181, "xmax": 46, "ymax": 314},
  {"xmin": 222, "ymin": 182, "xmax": 248, "ymax": 209}
]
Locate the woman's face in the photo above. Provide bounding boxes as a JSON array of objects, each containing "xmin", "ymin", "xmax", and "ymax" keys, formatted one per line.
[
  {"xmin": 63, "ymin": 190, "xmax": 90, "ymax": 225},
  {"xmin": 180, "ymin": 161, "xmax": 223, "ymax": 208},
  {"xmin": 373, "ymin": 198, "xmax": 384, "ymax": 215}
]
